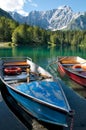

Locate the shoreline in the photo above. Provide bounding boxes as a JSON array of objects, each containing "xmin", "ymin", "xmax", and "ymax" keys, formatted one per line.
[{"xmin": 0, "ymin": 42, "xmax": 16, "ymax": 48}]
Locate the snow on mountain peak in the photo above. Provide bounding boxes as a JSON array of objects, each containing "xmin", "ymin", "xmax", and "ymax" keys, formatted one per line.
[{"xmin": 9, "ymin": 6, "xmax": 86, "ymax": 30}]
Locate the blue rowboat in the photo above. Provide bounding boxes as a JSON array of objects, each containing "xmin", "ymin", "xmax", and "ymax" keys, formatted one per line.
[{"xmin": 0, "ymin": 57, "xmax": 71, "ymax": 127}]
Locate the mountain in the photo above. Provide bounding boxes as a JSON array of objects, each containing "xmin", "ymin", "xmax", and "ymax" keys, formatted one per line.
[
  {"xmin": 0, "ymin": 8, "xmax": 12, "ymax": 19},
  {"xmin": 9, "ymin": 11, "xmax": 25, "ymax": 23},
  {"xmin": 8, "ymin": 6, "xmax": 86, "ymax": 30},
  {"xmin": 66, "ymin": 13, "xmax": 86, "ymax": 30}
]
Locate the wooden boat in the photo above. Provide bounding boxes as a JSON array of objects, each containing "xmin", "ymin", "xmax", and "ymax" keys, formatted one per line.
[
  {"xmin": 0, "ymin": 57, "xmax": 71, "ymax": 127},
  {"xmin": 58, "ymin": 56, "xmax": 86, "ymax": 87}
]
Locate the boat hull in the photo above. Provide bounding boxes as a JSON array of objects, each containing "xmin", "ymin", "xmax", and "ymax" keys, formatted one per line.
[
  {"xmin": 0, "ymin": 57, "xmax": 71, "ymax": 127},
  {"xmin": 7, "ymin": 86, "xmax": 68, "ymax": 127},
  {"xmin": 58, "ymin": 63, "xmax": 86, "ymax": 87}
]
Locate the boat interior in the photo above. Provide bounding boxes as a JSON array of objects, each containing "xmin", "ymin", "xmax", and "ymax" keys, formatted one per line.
[
  {"xmin": 58, "ymin": 57, "xmax": 86, "ymax": 76},
  {"xmin": 59, "ymin": 56, "xmax": 86, "ymax": 65},
  {"xmin": 0, "ymin": 58, "xmax": 52, "ymax": 86}
]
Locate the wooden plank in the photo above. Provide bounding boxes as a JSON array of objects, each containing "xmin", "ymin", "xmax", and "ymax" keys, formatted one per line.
[{"xmin": 4, "ymin": 61, "xmax": 28, "ymax": 66}]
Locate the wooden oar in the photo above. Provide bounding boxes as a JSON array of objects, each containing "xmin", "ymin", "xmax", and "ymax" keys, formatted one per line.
[
  {"xmin": 38, "ymin": 73, "xmax": 52, "ymax": 79},
  {"xmin": 49, "ymin": 57, "xmax": 67, "ymax": 66},
  {"xmin": 30, "ymin": 71, "xmax": 52, "ymax": 79},
  {"xmin": 49, "ymin": 61, "xmax": 58, "ymax": 66},
  {"xmin": 58, "ymin": 56, "xmax": 67, "ymax": 62}
]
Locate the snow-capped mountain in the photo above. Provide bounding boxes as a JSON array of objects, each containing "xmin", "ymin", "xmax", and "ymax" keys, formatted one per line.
[
  {"xmin": 66, "ymin": 12, "xmax": 86, "ymax": 30},
  {"xmin": 9, "ymin": 6, "xmax": 86, "ymax": 30}
]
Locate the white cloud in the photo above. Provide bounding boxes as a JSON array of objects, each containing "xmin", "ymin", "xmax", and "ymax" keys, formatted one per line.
[
  {"xmin": 0, "ymin": 0, "xmax": 24, "ymax": 11},
  {"xmin": 0, "ymin": 0, "xmax": 28, "ymax": 15},
  {"xmin": 28, "ymin": 0, "xmax": 38, "ymax": 7},
  {"xmin": 30, "ymin": 3, "xmax": 38, "ymax": 7},
  {"xmin": 17, "ymin": 10, "xmax": 28, "ymax": 16},
  {"xmin": 0, "ymin": 0, "xmax": 38, "ymax": 15}
]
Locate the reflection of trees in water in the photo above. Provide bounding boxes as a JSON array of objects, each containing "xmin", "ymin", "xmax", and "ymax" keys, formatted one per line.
[
  {"xmin": 68, "ymin": 79, "xmax": 86, "ymax": 99},
  {"xmin": 60, "ymin": 76, "xmax": 86, "ymax": 99},
  {"xmin": 0, "ymin": 45, "xmax": 86, "ymax": 61}
]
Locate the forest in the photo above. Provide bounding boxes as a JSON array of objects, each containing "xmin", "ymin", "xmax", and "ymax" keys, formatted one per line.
[{"xmin": 0, "ymin": 16, "xmax": 86, "ymax": 47}]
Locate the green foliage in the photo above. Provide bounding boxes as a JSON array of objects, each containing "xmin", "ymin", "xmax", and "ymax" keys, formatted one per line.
[
  {"xmin": 48, "ymin": 30, "xmax": 86, "ymax": 47},
  {"xmin": 0, "ymin": 16, "xmax": 86, "ymax": 47},
  {"xmin": 0, "ymin": 17, "xmax": 18, "ymax": 42},
  {"xmin": 0, "ymin": 8, "xmax": 12, "ymax": 19},
  {"xmin": 12, "ymin": 24, "xmax": 48, "ymax": 46},
  {"xmin": 12, "ymin": 24, "xmax": 29, "ymax": 45}
]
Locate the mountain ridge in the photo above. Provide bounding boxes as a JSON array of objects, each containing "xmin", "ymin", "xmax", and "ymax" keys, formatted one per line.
[
  {"xmin": 0, "ymin": 6, "xmax": 86, "ymax": 30},
  {"xmin": 0, "ymin": 8, "xmax": 12, "ymax": 19}
]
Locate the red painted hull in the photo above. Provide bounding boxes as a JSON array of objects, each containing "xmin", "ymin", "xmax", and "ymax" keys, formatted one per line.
[{"xmin": 58, "ymin": 63, "xmax": 86, "ymax": 87}]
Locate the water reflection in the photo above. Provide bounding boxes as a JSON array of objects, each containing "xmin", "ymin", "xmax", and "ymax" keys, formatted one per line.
[
  {"xmin": 0, "ymin": 91, "xmax": 3, "ymax": 102},
  {"xmin": 1, "ymin": 86, "xmax": 32, "ymax": 129},
  {"xmin": 57, "ymin": 72, "xmax": 86, "ymax": 99},
  {"xmin": 47, "ymin": 61, "xmax": 86, "ymax": 99},
  {"xmin": 0, "ymin": 45, "xmax": 86, "ymax": 59},
  {"xmin": 66, "ymin": 79, "xmax": 86, "ymax": 98},
  {"xmin": 0, "ymin": 85, "xmax": 63, "ymax": 130}
]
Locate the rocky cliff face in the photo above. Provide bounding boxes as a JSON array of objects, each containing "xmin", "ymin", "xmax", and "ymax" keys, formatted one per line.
[{"xmin": 9, "ymin": 5, "xmax": 86, "ymax": 30}]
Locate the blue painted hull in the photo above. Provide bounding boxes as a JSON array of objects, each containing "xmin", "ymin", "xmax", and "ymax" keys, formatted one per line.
[
  {"xmin": 0, "ymin": 57, "xmax": 71, "ymax": 127},
  {"xmin": 7, "ymin": 87, "xmax": 68, "ymax": 127},
  {"xmin": 6, "ymin": 81, "xmax": 70, "ymax": 127}
]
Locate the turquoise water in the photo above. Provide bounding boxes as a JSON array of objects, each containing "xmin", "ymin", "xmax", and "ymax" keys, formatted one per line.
[
  {"xmin": 0, "ymin": 45, "xmax": 86, "ymax": 97},
  {"xmin": 1, "ymin": 45, "xmax": 86, "ymax": 56},
  {"xmin": 0, "ymin": 45, "xmax": 86, "ymax": 64}
]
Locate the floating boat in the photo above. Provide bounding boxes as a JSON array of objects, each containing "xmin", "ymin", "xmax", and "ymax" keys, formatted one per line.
[
  {"xmin": 0, "ymin": 57, "xmax": 71, "ymax": 127},
  {"xmin": 58, "ymin": 56, "xmax": 86, "ymax": 87}
]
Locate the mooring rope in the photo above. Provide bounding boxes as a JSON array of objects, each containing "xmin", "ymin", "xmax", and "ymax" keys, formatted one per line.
[{"xmin": 69, "ymin": 110, "xmax": 75, "ymax": 130}]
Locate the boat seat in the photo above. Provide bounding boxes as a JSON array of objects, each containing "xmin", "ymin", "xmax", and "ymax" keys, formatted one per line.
[
  {"xmin": 63, "ymin": 64, "xmax": 75, "ymax": 66},
  {"xmin": 4, "ymin": 61, "xmax": 29, "ymax": 67},
  {"xmin": 6, "ymin": 80, "xmax": 18, "ymax": 84}
]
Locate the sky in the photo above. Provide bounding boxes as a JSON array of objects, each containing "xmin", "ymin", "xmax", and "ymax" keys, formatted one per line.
[{"xmin": 0, "ymin": 0, "xmax": 86, "ymax": 16}]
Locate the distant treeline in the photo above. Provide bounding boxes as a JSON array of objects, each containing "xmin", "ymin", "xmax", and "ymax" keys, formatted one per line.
[{"xmin": 0, "ymin": 16, "xmax": 86, "ymax": 47}]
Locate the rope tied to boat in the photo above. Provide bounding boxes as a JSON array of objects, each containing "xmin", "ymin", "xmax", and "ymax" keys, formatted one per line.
[{"xmin": 69, "ymin": 110, "xmax": 75, "ymax": 130}]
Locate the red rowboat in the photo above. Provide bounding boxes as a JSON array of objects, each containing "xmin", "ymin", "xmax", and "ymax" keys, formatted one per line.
[{"xmin": 58, "ymin": 56, "xmax": 86, "ymax": 87}]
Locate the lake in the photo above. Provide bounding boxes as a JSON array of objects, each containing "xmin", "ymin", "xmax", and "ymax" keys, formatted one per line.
[
  {"xmin": 0, "ymin": 45, "xmax": 86, "ymax": 97},
  {"xmin": 0, "ymin": 45, "xmax": 86, "ymax": 130}
]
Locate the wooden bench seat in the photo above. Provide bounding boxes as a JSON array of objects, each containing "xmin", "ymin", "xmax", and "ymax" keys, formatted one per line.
[{"xmin": 4, "ymin": 61, "xmax": 28, "ymax": 66}]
